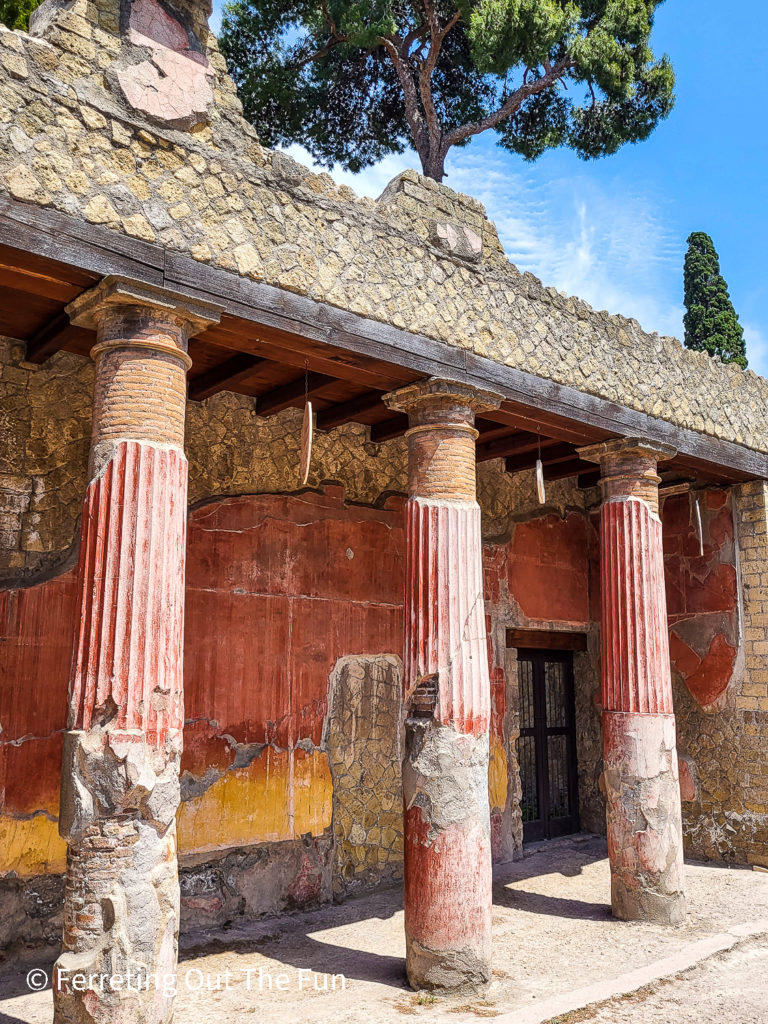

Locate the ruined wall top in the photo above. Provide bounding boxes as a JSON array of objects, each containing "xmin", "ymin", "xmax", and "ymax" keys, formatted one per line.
[{"xmin": 1, "ymin": 0, "xmax": 767, "ymax": 453}]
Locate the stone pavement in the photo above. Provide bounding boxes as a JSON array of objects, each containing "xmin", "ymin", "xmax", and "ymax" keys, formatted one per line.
[{"xmin": 1, "ymin": 834, "xmax": 766, "ymax": 1024}]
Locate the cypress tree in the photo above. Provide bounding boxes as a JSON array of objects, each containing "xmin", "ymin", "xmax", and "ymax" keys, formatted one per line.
[{"xmin": 683, "ymin": 232, "xmax": 747, "ymax": 369}]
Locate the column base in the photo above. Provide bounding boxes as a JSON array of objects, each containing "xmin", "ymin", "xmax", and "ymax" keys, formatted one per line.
[
  {"xmin": 53, "ymin": 819, "xmax": 179, "ymax": 1024},
  {"xmin": 602, "ymin": 712, "xmax": 686, "ymax": 926},
  {"xmin": 403, "ymin": 720, "xmax": 492, "ymax": 991},
  {"xmin": 54, "ymin": 730, "xmax": 180, "ymax": 1024},
  {"xmin": 406, "ymin": 938, "xmax": 491, "ymax": 993}
]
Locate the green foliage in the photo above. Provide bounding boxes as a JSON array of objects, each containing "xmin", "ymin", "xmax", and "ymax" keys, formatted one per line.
[
  {"xmin": 220, "ymin": 0, "xmax": 674, "ymax": 181},
  {"xmin": 683, "ymin": 232, "xmax": 747, "ymax": 369},
  {"xmin": 0, "ymin": 0, "xmax": 40, "ymax": 30}
]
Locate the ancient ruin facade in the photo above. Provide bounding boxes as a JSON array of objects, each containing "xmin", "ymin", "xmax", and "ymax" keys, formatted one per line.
[{"xmin": 1, "ymin": 0, "xmax": 768, "ymax": 1018}]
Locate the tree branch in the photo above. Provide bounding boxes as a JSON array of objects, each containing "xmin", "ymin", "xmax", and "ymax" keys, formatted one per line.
[
  {"xmin": 295, "ymin": 3, "xmax": 348, "ymax": 65},
  {"xmin": 379, "ymin": 34, "xmax": 428, "ymax": 153},
  {"xmin": 401, "ymin": 21, "xmax": 429, "ymax": 55},
  {"xmin": 444, "ymin": 55, "xmax": 574, "ymax": 147},
  {"xmin": 415, "ymin": 3, "xmax": 461, "ymax": 169}
]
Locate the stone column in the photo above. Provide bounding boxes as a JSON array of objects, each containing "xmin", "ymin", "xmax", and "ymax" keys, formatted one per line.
[
  {"xmin": 53, "ymin": 277, "xmax": 220, "ymax": 1024},
  {"xmin": 579, "ymin": 438, "xmax": 686, "ymax": 926},
  {"xmin": 383, "ymin": 378, "xmax": 502, "ymax": 991}
]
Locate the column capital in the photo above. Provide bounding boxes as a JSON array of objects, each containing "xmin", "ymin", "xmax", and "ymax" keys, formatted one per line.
[
  {"xmin": 383, "ymin": 377, "xmax": 503, "ymax": 428},
  {"xmin": 66, "ymin": 276, "xmax": 222, "ymax": 367},
  {"xmin": 578, "ymin": 436, "xmax": 677, "ymax": 467},
  {"xmin": 578, "ymin": 437, "xmax": 676, "ymax": 513}
]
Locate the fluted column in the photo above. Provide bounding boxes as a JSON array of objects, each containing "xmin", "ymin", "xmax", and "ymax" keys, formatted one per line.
[
  {"xmin": 53, "ymin": 277, "xmax": 220, "ymax": 1024},
  {"xmin": 384, "ymin": 378, "xmax": 502, "ymax": 991},
  {"xmin": 579, "ymin": 438, "xmax": 685, "ymax": 926}
]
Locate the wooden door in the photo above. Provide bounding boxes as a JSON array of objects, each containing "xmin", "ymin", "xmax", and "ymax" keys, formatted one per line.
[{"xmin": 517, "ymin": 649, "xmax": 580, "ymax": 842}]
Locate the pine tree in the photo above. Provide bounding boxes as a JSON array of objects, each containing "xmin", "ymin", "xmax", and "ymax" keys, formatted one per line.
[
  {"xmin": 683, "ymin": 232, "xmax": 747, "ymax": 369},
  {"xmin": 221, "ymin": 1, "xmax": 674, "ymax": 184},
  {"xmin": 0, "ymin": 0, "xmax": 40, "ymax": 30}
]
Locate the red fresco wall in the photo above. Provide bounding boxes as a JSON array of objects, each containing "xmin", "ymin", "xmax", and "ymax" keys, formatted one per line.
[
  {"xmin": 0, "ymin": 498, "xmax": 598, "ymax": 877},
  {"xmin": 0, "ymin": 487, "xmax": 740, "ymax": 880},
  {"xmin": 0, "ymin": 572, "xmax": 77, "ymax": 874},
  {"xmin": 662, "ymin": 490, "xmax": 739, "ymax": 709}
]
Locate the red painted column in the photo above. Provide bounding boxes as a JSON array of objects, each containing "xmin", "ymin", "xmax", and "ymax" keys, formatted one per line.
[
  {"xmin": 384, "ymin": 378, "xmax": 502, "ymax": 991},
  {"xmin": 53, "ymin": 277, "xmax": 220, "ymax": 1024},
  {"xmin": 580, "ymin": 438, "xmax": 686, "ymax": 925}
]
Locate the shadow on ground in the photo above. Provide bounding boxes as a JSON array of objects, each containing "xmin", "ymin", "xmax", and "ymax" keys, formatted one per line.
[
  {"xmin": 0, "ymin": 834, "xmax": 611, "ymax": 1009},
  {"xmin": 176, "ymin": 833, "xmax": 610, "ymax": 989}
]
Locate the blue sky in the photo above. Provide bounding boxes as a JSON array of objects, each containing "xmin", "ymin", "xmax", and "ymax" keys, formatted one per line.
[{"xmin": 211, "ymin": 1, "xmax": 768, "ymax": 374}]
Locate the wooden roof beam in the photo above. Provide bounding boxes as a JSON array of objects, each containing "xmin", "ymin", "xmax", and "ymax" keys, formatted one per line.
[
  {"xmin": 316, "ymin": 389, "xmax": 385, "ymax": 430},
  {"xmin": 256, "ymin": 371, "xmax": 338, "ymax": 417},
  {"xmin": 2, "ymin": 198, "xmax": 766, "ymax": 483},
  {"xmin": 543, "ymin": 458, "xmax": 598, "ymax": 481},
  {"xmin": 370, "ymin": 415, "xmax": 409, "ymax": 443},
  {"xmin": 479, "ymin": 432, "xmax": 565, "ymax": 464},
  {"xmin": 188, "ymin": 352, "xmax": 268, "ymax": 401},
  {"xmin": 25, "ymin": 311, "xmax": 70, "ymax": 364},
  {"xmin": 504, "ymin": 443, "xmax": 577, "ymax": 475}
]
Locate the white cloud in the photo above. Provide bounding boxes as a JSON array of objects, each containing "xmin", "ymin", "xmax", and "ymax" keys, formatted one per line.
[{"xmin": 444, "ymin": 148, "xmax": 685, "ymax": 339}]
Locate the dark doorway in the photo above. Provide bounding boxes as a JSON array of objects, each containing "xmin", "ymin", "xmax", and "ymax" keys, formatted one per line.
[{"xmin": 517, "ymin": 649, "xmax": 580, "ymax": 842}]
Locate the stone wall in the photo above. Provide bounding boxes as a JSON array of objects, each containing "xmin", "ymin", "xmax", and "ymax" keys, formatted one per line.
[
  {"xmin": 673, "ymin": 482, "xmax": 768, "ymax": 866},
  {"xmin": 0, "ymin": 339, "xmax": 92, "ymax": 581},
  {"xmin": 1, "ymin": 0, "xmax": 768, "ymax": 454},
  {"xmin": 326, "ymin": 655, "xmax": 403, "ymax": 898}
]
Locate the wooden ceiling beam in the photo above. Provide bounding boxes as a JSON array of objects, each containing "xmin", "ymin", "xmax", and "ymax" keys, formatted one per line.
[
  {"xmin": 188, "ymin": 352, "xmax": 268, "ymax": 401},
  {"xmin": 475, "ymin": 419, "xmax": 520, "ymax": 444},
  {"xmin": 316, "ymin": 389, "xmax": 386, "ymax": 431},
  {"xmin": 483, "ymin": 403, "xmax": 607, "ymax": 446},
  {"xmin": 25, "ymin": 311, "xmax": 70, "ymax": 364},
  {"xmin": 256, "ymin": 371, "xmax": 338, "ymax": 417},
  {"xmin": 479, "ymin": 432, "xmax": 566, "ymax": 464},
  {"xmin": 543, "ymin": 458, "xmax": 598, "ymax": 481},
  {"xmin": 370, "ymin": 415, "xmax": 409, "ymax": 443},
  {"xmin": 202, "ymin": 316, "xmax": 416, "ymax": 391},
  {"xmin": 504, "ymin": 443, "xmax": 577, "ymax": 475}
]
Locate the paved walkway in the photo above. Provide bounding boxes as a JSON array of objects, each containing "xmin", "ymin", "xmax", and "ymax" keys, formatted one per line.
[{"xmin": 1, "ymin": 835, "xmax": 766, "ymax": 1023}]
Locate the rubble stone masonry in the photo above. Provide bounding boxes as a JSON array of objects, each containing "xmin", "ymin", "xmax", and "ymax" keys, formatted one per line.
[
  {"xmin": 0, "ymin": 0, "xmax": 767, "ymax": 454},
  {"xmin": 1, "ymin": 0, "xmax": 768, "ymax": 956},
  {"xmin": 674, "ymin": 481, "xmax": 768, "ymax": 866}
]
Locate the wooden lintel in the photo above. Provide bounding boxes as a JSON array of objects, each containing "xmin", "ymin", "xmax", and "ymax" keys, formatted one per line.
[
  {"xmin": 188, "ymin": 352, "xmax": 267, "ymax": 401},
  {"xmin": 507, "ymin": 628, "xmax": 588, "ymax": 652},
  {"xmin": 256, "ymin": 371, "xmax": 337, "ymax": 417},
  {"xmin": 25, "ymin": 311, "xmax": 71, "ymax": 364},
  {"xmin": 316, "ymin": 389, "xmax": 385, "ymax": 430},
  {"xmin": 370, "ymin": 415, "xmax": 409, "ymax": 443},
  {"xmin": 1, "ymin": 196, "xmax": 766, "ymax": 484}
]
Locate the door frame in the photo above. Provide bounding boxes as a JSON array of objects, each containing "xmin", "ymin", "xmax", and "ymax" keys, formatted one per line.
[{"xmin": 515, "ymin": 646, "xmax": 581, "ymax": 842}]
